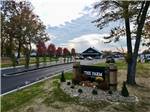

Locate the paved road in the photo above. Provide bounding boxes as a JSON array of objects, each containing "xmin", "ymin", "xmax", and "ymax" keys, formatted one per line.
[{"xmin": 1, "ymin": 59, "xmax": 104, "ymax": 94}]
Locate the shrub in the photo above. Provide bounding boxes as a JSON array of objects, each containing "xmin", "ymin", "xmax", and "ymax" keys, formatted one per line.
[
  {"xmin": 60, "ymin": 71, "xmax": 66, "ymax": 82},
  {"xmin": 70, "ymin": 85, "xmax": 75, "ymax": 89},
  {"xmin": 92, "ymin": 89, "xmax": 98, "ymax": 95},
  {"xmin": 97, "ymin": 82, "xmax": 109, "ymax": 90},
  {"xmin": 72, "ymin": 79, "xmax": 80, "ymax": 85},
  {"xmin": 78, "ymin": 89, "xmax": 83, "ymax": 94},
  {"xmin": 96, "ymin": 77, "xmax": 104, "ymax": 83},
  {"xmin": 67, "ymin": 82, "xmax": 71, "ymax": 85},
  {"xmin": 121, "ymin": 81, "xmax": 129, "ymax": 97},
  {"xmin": 108, "ymin": 90, "xmax": 113, "ymax": 94}
]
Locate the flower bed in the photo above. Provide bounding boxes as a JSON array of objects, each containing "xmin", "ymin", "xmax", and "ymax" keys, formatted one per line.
[{"xmin": 60, "ymin": 80, "xmax": 138, "ymax": 103}]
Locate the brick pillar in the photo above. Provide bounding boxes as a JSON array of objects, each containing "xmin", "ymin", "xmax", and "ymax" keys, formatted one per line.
[
  {"xmin": 72, "ymin": 62, "xmax": 81, "ymax": 84},
  {"xmin": 109, "ymin": 64, "xmax": 117, "ymax": 91}
]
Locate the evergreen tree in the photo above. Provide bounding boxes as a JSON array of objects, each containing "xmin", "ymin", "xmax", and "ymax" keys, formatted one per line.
[
  {"xmin": 60, "ymin": 71, "xmax": 66, "ymax": 82},
  {"xmin": 121, "ymin": 81, "xmax": 129, "ymax": 97}
]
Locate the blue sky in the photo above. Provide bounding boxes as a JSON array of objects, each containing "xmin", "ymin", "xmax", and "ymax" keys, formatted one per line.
[{"xmin": 30, "ymin": 0, "xmax": 145, "ymax": 53}]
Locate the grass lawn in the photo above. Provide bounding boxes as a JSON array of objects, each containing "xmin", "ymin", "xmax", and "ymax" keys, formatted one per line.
[
  {"xmin": 1, "ymin": 62, "xmax": 150, "ymax": 112},
  {"xmin": 1, "ymin": 72, "xmax": 73, "ymax": 112},
  {"xmin": 94, "ymin": 60, "xmax": 150, "ymax": 77},
  {"xmin": 1, "ymin": 57, "xmax": 60, "ymax": 68}
]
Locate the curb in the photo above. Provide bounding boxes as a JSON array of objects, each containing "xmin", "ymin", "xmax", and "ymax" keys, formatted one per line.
[
  {"xmin": 2, "ymin": 62, "xmax": 73, "ymax": 77},
  {"xmin": 1, "ymin": 61, "xmax": 60, "ymax": 70}
]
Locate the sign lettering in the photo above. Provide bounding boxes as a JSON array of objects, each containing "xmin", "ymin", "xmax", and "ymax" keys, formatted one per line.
[
  {"xmin": 84, "ymin": 71, "xmax": 102, "ymax": 77},
  {"xmin": 80, "ymin": 65, "xmax": 109, "ymax": 80}
]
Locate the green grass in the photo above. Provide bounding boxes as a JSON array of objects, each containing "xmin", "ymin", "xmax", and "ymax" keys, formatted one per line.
[
  {"xmin": 94, "ymin": 60, "xmax": 150, "ymax": 70},
  {"xmin": 136, "ymin": 62, "xmax": 150, "ymax": 77},
  {"xmin": 94, "ymin": 60, "xmax": 127, "ymax": 69},
  {"xmin": 1, "ymin": 63, "xmax": 150, "ymax": 112},
  {"xmin": 1, "ymin": 82, "xmax": 44, "ymax": 112},
  {"xmin": 43, "ymin": 79, "xmax": 78, "ymax": 105},
  {"xmin": 1, "ymin": 72, "xmax": 73, "ymax": 112},
  {"xmin": 53, "ymin": 72, "xmax": 73, "ymax": 80},
  {"xmin": 1, "ymin": 57, "xmax": 60, "ymax": 68}
]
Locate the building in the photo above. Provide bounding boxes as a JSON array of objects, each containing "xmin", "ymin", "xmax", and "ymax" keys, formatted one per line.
[{"xmin": 81, "ymin": 47, "xmax": 102, "ymax": 59}]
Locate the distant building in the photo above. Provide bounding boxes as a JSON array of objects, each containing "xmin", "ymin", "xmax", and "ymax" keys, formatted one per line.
[{"xmin": 81, "ymin": 47, "xmax": 102, "ymax": 59}]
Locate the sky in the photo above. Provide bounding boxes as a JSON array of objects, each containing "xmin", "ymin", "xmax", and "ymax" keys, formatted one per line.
[{"xmin": 30, "ymin": 0, "xmax": 145, "ymax": 53}]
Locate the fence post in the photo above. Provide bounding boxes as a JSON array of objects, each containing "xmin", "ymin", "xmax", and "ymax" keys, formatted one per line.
[{"xmin": 109, "ymin": 63, "xmax": 117, "ymax": 91}]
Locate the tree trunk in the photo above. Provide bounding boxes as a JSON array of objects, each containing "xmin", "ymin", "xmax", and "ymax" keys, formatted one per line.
[
  {"xmin": 127, "ymin": 1, "xmax": 149, "ymax": 85},
  {"xmin": 25, "ymin": 44, "xmax": 31, "ymax": 69},
  {"xmin": 123, "ymin": 4, "xmax": 133, "ymax": 84},
  {"xmin": 17, "ymin": 40, "xmax": 22, "ymax": 58},
  {"xmin": 36, "ymin": 54, "xmax": 39, "ymax": 68}
]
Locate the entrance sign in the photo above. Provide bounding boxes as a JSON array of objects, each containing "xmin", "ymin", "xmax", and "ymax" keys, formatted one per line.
[
  {"xmin": 80, "ymin": 65, "xmax": 109, "ymax": 80},
  {"xmin": 73, "ymin": 62, "xmax": 117, "ymax": 91}
]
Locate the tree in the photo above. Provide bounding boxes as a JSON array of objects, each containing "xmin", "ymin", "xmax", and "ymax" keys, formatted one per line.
[
  {"xmin": 63, "ymin": 48, "xmax": 70, "ymax": 63},
  {"xmin": 93, "ymin": 1, "xmax": 150, "ymax": 85},
  {"xmin": 36, "ymin": 41, "xmax": 47, "ymax": 65},
  {"xmin": 60, "ymin": 71, "xmax": 66, "ymax": 82},
  {"xmin": 142, "ymin": 21, "xmax": 150, "ymax": 49},
  {"xmin": 56, "ymin": 47, "xmax": 63, "ymax": 63},
  {"xmin": 121, "ymin": 81, "xmax": 129, "ymax": 97},
  {"xmin": 56, "ymin": 47, "xmax": 63, "ymax": 57},
  {"xmin": 1, "ymin": 1, "xmax": 49, "ymax": 67},
  {"xmin": 47, "ymin": 44, "xmax": 56, "ymax": 62}
]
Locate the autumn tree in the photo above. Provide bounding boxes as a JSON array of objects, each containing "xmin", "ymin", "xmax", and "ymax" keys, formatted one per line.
[
  {"xmin": 93, "ymin": 1, "xmax": 150, "ymax": 84},
  {"xmin": 56, "ymin": 47, "xmax": 63, "ymax": 57},
  {"xmin": 56, "ymin": 47, "xmax": 63, "ymax": 62},
  {"xmin": 63, "ymin": 48, "xmax": 70, "ymax": 63},
  {"xmin": 47, "ymin": 44, "xmax": 56, "ymax": 62},
  {"xmin": 1, "ymin": 1, "xmax": 49, "ymax": 67},
  {"xmin": 36, "ymin": 41, "xmax": 47, "ymax": 66}
]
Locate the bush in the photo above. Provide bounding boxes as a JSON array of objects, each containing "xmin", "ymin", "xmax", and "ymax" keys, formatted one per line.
[
  {"xmin": 72, "ymin": 79, "xmax": 80, "ymax": 85},
  {"xmin": 121, "ymin": 81, "xmax": 129, "ymax": 97},
  {"xmin": 78, "ymin": 89, "xmax": 83, "ymax": 94},
  {"xmin": 60, "ymin": 71, "xmax": 66, "ymax": 82},
  {"xmin": 67, "ymin": 82, "xmax": 71, "ymax": 85},
  {"xmin": 97, "ymin": 82, "xmax": 109, "ymax": 90},
  {"xmin": 92, "ymin": 89, "xmax": 98, "ymax": 95},
  {"xmin": 108, "ymin": 90, "xmax": 113, "ymax": 94},
  {"xmin": 70, "ymin": 85, "xmax": 75, "ymax": 89},
  {"xmin": 96, "ymin": 77, "xmax": 104, "ymax": 83}
]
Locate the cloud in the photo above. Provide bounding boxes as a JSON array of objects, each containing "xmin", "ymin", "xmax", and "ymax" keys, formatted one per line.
[
  {"xmin": 30, "ymin": 0, "xmax": 96, "ymax": 26},
  {"xmin": 60, "ymin": 34, "xmax": 127, "ymax": 53}
]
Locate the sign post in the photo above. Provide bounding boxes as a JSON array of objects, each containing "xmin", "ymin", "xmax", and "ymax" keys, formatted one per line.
[
  {"xmin": 109, "ymin": 64, "xmax": 117, "ymax": 91},
  {"xmin": 73, "ymin": 62, "xmax": 81, "ymax": 84}
]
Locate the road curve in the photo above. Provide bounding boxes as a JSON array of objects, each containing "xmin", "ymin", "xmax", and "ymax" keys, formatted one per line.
[
  {"xmin": 1, "ymin": 59, "xmax": 104, "ymax": 94},
  {"xmin": 1, "ymin": 63, "xmax": 73, "ymax": 94}
]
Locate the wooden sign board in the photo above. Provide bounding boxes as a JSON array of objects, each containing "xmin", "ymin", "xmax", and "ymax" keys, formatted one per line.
[{"xmin": 80, "ymin": 65, "xmax": 109, "ymax": 80}]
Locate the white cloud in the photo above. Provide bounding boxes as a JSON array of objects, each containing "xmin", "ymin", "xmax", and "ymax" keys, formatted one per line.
[
  {"xmin": 30, "ymin": 0, "xmax": 96, "ymax": 26},
  {"xmin": 60, "ymin": 34, "xmax": 128, "ymax": 53}
]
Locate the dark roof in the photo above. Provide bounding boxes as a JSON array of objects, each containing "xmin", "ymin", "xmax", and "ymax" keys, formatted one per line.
[{"xmin": 82, "ymin": 47, "xmax": 101, "ymax": 54}]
